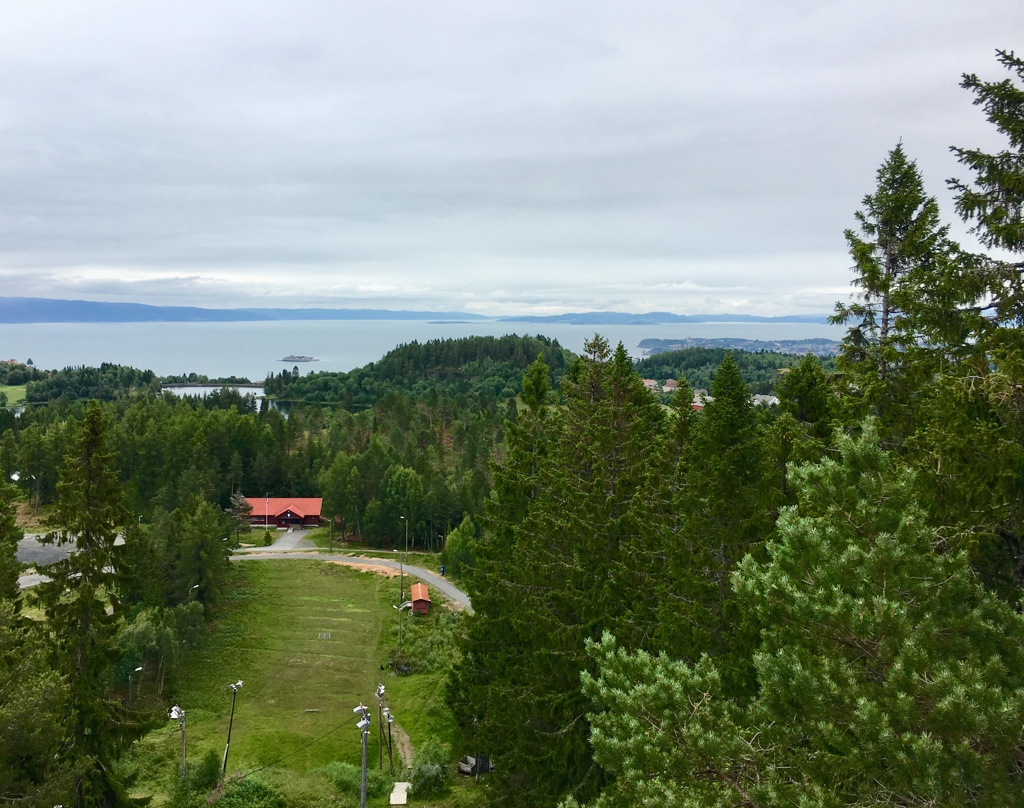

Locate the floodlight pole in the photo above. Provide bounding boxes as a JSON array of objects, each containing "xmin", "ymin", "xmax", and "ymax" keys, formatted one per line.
[
  {"xmin": 170, "ymin": 705, "xmax": 187, "ymax": 780},
  {"xmin": 384, "ymin": 707, "xmax": 396, "ymax": 776},
  {"xmin": 376, "ymin": 684, "xmax": 386, "ymax": 770},
  {"xmin": 222, "ymin": 680, "xmax": 243, "ymax": 781},
  {"xmin": 354, "ymin": 704, "xmax": 371, "ymax": 808},
  {"xmin": 128, "ymin": 666, "xmax": 142, "ymax": 708}
]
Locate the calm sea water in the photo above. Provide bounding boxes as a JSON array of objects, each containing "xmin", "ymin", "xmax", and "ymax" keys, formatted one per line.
[{"xmin": 0, "ymin": 320, "xmax": 844, "ymax": 382}]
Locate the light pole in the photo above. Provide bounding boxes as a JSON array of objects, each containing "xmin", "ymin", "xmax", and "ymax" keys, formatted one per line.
[
  {"xmin": 375, "ymin": 684, "xmax": 385, "ymax": 769},
  {"xmin": 353, "ymin": 704, "xmax": 371, "ymax": 808},
  {"xmin": 169, "ymin": 705, "xmax": 187, "ymax": 780},
  {"xmin": 221, "ymin": 680, "xmax": 243, "ymax": 781},
  {"xmin": 383, "ymin": 707, "xmax": 396, "ymax": 776},
  {"xmin": 128, "ymin": 666, "xmax": 143, "ymax": 707}
]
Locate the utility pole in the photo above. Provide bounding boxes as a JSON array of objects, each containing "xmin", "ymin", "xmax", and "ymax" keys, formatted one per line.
[{"xmin": 222, "ymin": 680, "xmax": 243, "ymax": 781}]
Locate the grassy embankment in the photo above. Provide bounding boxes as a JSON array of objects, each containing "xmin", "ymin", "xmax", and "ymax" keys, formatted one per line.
[
  {"xmin": 127, "ymin": 558, "xmax": 480, "ymax": 806},
  {"xmin": 0, "ymin": 384, "xmax": 26, "ymax": 405},
  {"xmin": 301, "ymin": 527, "xmax": 447, "ymax": 576}
]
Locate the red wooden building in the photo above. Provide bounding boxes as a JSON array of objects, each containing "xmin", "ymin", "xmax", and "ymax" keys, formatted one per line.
[
  {"xmin": 410, "ymin": 583, "xmax": 431, "ymax": 615},
  {"xmin": 245, "ymin": 497, "xmax": 323, "ymax": 528}
]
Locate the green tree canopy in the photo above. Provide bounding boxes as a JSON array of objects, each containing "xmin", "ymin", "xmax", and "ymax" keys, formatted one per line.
[{"xmin": 574, "ymin": 428, "xmax": 1024, "ymax": 808}]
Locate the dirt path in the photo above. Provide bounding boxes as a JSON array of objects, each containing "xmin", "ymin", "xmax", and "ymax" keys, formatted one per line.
[{"xmin": 390, "ymin": 721, "xmax": 414, "ymax": 771}]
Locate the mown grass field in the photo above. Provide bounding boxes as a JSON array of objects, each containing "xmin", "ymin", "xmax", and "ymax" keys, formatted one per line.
[
  {"xmin": 0, "ymin": 383, "xmax": 26, "ymax": 405},
  {"xmin": 129, "ymin": 559, "xmax": 482, "ymax": 806}
]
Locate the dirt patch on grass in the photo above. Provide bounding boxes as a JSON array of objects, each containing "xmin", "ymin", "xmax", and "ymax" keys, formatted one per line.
[
  {"xmin": 14, "ymin": 500, "xmax": 47, "ymax": 532},
  {"xmin": 390, "ymin": 721, "xmax": 414, "ymax": 770},
  {"xmin": 327, "ymin": 559, "xmax": 401, "ymax": 578}
]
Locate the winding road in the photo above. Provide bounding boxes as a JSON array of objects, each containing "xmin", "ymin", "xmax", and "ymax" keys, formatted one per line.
[{"xmin": 17, "ymin": 530, "xmax": 474, "ymax": 613}]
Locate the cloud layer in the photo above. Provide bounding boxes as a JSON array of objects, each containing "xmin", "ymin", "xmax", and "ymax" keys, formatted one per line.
[{"xmin": 0, "ymin": 1, "xmax": 1019, "ymax": 315}]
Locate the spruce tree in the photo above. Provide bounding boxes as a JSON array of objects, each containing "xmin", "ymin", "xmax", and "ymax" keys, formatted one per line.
[
  {"xmin": 831, "ymin": 143, "xmax": 967, "ymax": 442},
  {"xmin": 450, "ymin": 343, "xmax": 671, "ymax": 806},
  {"xmin": 660, "ymin": 352, "xmax": 775, "ymax": 691},
  {"xmin": 38, "ymin": 401, "xmax": 144, "ymax": 807},
  {"xmin": 949, "ymin": 49, "xmax": 1024, "ymax": 293},
  {"xmin": 0, "ymin": 480, "xmax": 21, "ymax": 603}
]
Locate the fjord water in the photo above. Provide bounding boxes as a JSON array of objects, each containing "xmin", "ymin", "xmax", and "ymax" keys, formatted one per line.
[{"xmin": 0, "ymin": 320, "xmax": 844, "ymax": 381}]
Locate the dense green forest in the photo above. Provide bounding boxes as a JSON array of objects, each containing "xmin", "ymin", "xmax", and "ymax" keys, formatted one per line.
[
  {"xmin": 634, "ymin": 345, "xmax": 836, "ymax": 394},
  {"xmin": 3, "ymin": 49, "xmax": 1024, "ymax": 807}
]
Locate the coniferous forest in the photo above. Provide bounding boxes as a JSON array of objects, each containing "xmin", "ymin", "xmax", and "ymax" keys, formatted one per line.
[{"xmin": 1, "ymin": 49, "xmax": 1024, "ymax": 807}]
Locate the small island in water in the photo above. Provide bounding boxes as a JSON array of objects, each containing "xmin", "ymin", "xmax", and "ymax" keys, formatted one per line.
[{"xmin": 281, "ymin": 355, "xmax": 318, "ymax": 362}]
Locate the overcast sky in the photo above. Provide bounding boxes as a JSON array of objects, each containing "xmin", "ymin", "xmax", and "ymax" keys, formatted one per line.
[{"xmin": 0, "ymin": 2, "xmax": 1019, "ymax": 316}]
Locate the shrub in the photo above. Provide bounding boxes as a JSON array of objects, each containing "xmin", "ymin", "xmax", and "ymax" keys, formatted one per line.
[
  {"xmin": 218, "ymin": 778, "xmax": 286, "ymax": 808},
  {"xmin": 411, "ymin": 739, "xmax": 452, "ymax": 798},
  {"xmin": 316, "ymin": 760, "xmax": 392, "ymax": 798}
]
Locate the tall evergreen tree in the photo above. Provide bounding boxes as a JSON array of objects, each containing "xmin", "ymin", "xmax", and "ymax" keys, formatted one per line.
[
  {"xmin": 450, "ymin": 341, "xmax": 671, "ymax": 806},
  {"xmin": 831, "ymin": 143, "xmax": 966, "ymax": 442},
  {"xmin": 659, "ymin": 352, "xmax": 776, "ymax": 692},
  {"xmin": 38, "ymin": 401, "xmax": 144, "ymax": 807},
  {"xmin": 0, "ymin": 480, "xmax": 21, "ymax": 603},
  {"xmin": 949, "ymin": 49, "xmax": 1024, "ymax": 323}
]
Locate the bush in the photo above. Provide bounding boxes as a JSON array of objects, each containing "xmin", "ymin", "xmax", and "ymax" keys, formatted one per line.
[
  {"xmin": 316, "ymin": 760, "xmax": 392, "ymax": 798},
  {"xmin": 411, "ymin": 739, "xmax": 452, "ymax": 798},
  {"xmin": 219, "ymin": 778, "xmax": 286, "ymax": 808}
]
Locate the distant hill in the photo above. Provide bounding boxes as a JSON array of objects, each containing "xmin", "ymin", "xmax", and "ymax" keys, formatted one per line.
[
  {"xmin": 0, "ymin": 297, "xmax": 488, "ymax": 324},
  {"xmin": 499, "ymin": 311, "xmax": 830, "ymax": 325},
  {"xmin": 0, "ymin": 297, "xmax": 832, "ymax": 326}
]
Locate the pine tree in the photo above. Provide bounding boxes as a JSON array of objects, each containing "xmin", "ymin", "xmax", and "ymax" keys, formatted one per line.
[{"xmin": 574, "ymin": 428, "xmax": 1024, "ymax": 808}]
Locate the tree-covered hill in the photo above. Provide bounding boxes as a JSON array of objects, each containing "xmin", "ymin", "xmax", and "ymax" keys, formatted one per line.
[
  {"xmin": 24, "ymin": 363, "xmax": 160, "ymax": 403},
  {"xmin": 263, "ymin": 333, "xmax": 574, "ymax": 407}
]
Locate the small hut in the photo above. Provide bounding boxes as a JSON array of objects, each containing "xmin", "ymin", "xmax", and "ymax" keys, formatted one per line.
[{"xmin": 410, "ymin": 583, "xmax": 431, "ymax": 615}]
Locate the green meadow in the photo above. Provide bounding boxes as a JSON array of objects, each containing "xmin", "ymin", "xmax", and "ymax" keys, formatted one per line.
[{"xmin": 128, "ymin": 559, "xmax": 479, "ymax": 806}]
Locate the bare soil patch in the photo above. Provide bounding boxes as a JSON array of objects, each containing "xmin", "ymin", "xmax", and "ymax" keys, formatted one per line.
[{"xmin": 328, "ymin": 559, "xmax": 401, "ymax": 577}]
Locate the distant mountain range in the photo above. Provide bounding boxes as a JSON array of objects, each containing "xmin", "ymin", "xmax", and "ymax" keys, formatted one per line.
[{"xmin": 0, "ymin": 297, "xmax": 831, "ymax": 325}]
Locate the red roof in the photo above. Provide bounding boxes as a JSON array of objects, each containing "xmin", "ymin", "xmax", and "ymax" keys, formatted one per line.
[
  {"xmin": 245, "ymin": 497, "xmax": 323, "ymax": 519},
  {"xmin": 411, "ymin": 583, "xmax": 430, "ymax": 602}
]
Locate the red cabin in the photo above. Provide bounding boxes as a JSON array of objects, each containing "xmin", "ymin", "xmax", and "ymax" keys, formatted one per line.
[{"xmin": 410, "ymin": 583, "xmax": 431, "ymax": 615}]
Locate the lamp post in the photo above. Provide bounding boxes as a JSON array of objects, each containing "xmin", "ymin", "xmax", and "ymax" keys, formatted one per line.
[
  {"xmin": 221, "ymin": 680, "xmax": 243, "ymax": 781},
  {"xmin": 353, "ymin": 704, "xmax": 371, "ymax": 808},
  {"xmin": 128, "ymin": 666, "xmax": 143, "ymax": 707},
  {"xmin": 392, "ymin": 604, "xmax": 403, "ymax": 656},
  {"xmin": 169, "ymin": 705, "xmax": 187, "ymax": 780},
  {"xmin": 383, "ymin": 707, "xmax": 396, "ymax": 776},
  {"xmin": 375, "ymin": 684, "xmax": 386, "ymax": 769}
]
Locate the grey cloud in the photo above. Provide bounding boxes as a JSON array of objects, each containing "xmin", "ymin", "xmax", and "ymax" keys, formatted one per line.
[{"xmin": 0, "ymin": 1, "xmax": 1020, "ymax": 314}]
